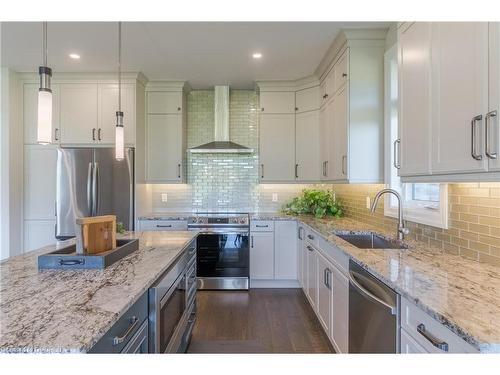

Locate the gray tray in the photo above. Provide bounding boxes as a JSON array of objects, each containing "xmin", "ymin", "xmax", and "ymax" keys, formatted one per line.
[{"xmin": 38, "ymin": 238, "xmax": 139, "ymax": 270}]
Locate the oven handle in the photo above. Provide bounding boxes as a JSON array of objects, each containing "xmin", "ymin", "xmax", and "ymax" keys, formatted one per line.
[{"xmin": 195, "ymin": 230, "xmax": 249, "ymax": 235}]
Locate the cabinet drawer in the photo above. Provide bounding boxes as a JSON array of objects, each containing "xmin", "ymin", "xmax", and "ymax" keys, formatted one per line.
[
  {"xmin": 401, "ymin": 297, "xmax": 478, "ymax": 353},
  {"xmin": 304, "ymin": 227, "xmax": 320, "ymax": 248},
  {"xmin": 318, "ymin": 236, "xmax": 349, "ymax": 274},
  {"xmin": 139, "ymin": 220, "xmax": 188, "ymax": 231},
  {"xmin": 250, "ymin": 220, "xmax": 275, "ymax": 232},
  {"xmin": 401, "ymin": 328, "xmax": 427, "ymax": 353},
  {"xmin": 89, "ymin": 292, "xmax": 148, "ymax": 353}
]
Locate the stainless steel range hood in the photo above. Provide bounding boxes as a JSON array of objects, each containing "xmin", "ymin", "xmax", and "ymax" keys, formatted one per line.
[{"xmin": 188, "ymin": 86, "xmax": 254, "ymax": 154}]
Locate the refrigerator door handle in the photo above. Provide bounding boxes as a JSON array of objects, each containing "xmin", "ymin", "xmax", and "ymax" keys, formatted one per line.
[
  {"xmin": 87, "ymin": 162, "xmax": 93, "ymax": 215},
  {"xmin": 92, "ymin": 162, "xmax": 99, "ymax": 216}
]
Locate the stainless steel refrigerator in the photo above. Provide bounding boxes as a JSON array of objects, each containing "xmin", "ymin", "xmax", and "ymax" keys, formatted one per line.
[{"xmin": 56, "ymin": 147, "xmax": 134, "ymax": 240}]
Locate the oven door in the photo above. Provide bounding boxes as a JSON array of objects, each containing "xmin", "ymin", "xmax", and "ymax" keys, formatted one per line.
[
  {"xmin": 158, "ymin": 272, "xmax": 186, "ymax": 353},
  {"xmin": 196, "ymin": 232, "xmax": 249, "ymax": 278}
]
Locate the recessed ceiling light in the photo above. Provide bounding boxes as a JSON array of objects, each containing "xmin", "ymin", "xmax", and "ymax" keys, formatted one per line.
[
  {"xmin": 69, "ymin": 53, "xmax": 80, "ymax": 60},
  {"xmin": 252, "ymin": 52, "xmax": 262, "ymax": 59}
]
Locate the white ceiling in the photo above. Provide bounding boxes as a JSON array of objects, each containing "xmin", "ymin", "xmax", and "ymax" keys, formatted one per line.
[{"xmin": 1, "ymin": 22, "xmax": 389, "ymax": 89}]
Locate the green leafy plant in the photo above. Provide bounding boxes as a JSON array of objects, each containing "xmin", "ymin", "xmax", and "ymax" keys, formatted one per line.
[
  {"xmin": 116, "ymin": 221, "xmax": 125, "ymax": 234},
  {"xmin": 281, "ymin": 189, "xmax": 343, "ymax": 219}
]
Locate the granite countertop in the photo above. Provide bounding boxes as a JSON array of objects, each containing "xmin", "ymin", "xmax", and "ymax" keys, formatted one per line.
[{"xmin": 0, "ymin": 231, "xmax": 197, "ymax": 353}]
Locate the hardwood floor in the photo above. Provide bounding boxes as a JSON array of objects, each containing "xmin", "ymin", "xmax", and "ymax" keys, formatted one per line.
[{"xmin": 187, "ymin": 289, "xmax": 334, "ymax": 353}]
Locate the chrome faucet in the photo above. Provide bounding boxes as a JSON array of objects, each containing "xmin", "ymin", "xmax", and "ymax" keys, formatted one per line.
[{"xmin": 370, "ymin": 188, "xmax": 409, "ymax": 241}]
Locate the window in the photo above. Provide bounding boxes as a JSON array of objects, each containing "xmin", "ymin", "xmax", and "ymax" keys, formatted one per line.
[{"xmin": 384, "ymin": 45, "xmax": 448, "ymax": 229}]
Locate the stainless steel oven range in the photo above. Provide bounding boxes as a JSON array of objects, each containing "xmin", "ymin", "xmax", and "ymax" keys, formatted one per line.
[
  {"xmin": 148, "ymin": 239, "xmax": 197, "ymax": 353},
  {"xmin": 188, "ymin": 213, "xmax": 249, "ymax": 290}
]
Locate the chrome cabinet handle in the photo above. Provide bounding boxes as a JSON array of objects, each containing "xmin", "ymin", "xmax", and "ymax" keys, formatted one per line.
[
  {"xmin": 306, "ymin": 245, "xmax": 314, "ymax": 252},
  {"xmin": 156, "ymin": 224, "xmax": 172, "ymax": 228},
  {"xmin": 255, "ymin": 224, "xmax": 268, "ymax": 228},
  {"xmin": 471, "ymin": 115, "xmax": 483, "ymax": 160},
  {"xmin": 54, "ymin": 128, "xmax": 59, "ymax": 141},
  {"xmin": 251, "ymin": 235, "xmax": 254, "ymax": 248},
  {"xmin": 178, "ymin": 164, "xmax": 181, "ymax": 179},
  {"xmin": 342, "ymin": 155, "xmax": 347, "ymax": 175},
  {"xmin": 295, "ymin": 164, "xmax": 299, "ymax": 179},
  {"xmin": 393, "ymin": 139, "xmax": 401, "ymax": 169},
  {"xmin": 416, "ymin": 323, "xmax": 449, "ymax": 352},
  {"xmin": 261, "ymin": 164, "xmax": 264, "ymax": 179},
  {"xmin": 113, "ymin": 316, "xmax": 139, "ymax": 346},
  {"xmin": 97, "ymin": 128, "xmax": 102, "ymax": 141},
  {"xmin": 324, "ymin": 268, "xmax": 332, "ymax": 290},
  {"xmin": 298, "ymin": 227, "xmax": 304, "ymax": 240},
  {"xmin": 485, "ymin": 110, "xmax": 498, "ymax": 159},
  {"xmin": 92, "ymin": 128, "xmax": 96, "ymax": 141}
]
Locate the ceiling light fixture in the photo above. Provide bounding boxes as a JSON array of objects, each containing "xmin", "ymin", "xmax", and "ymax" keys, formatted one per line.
[
  {"xmin": 115, "ymin": 22, "xmax": 124, "ymax": 161},
  {"xmin": 69, "ymin": 53, "xmax": 80, "ymax": 59},
  {"xmin": 252, "ymin": 52, "xmax": 262, "ymax": 59},
  {"xmin": 37, "ymin": 21, "xmax": 53, "ymax": 145}
]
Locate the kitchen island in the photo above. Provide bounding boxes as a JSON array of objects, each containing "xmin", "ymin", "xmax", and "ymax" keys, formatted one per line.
[{"xmin": 0, "ymin": 231, "xmax": 196, "ymax": 353}]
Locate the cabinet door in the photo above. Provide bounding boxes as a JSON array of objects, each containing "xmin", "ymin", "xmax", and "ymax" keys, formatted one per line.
[
  {"xmin": 260, "ymin": 91, "xmax": 295, "ymax": 114},
  {"xmin": 331, "ymin": 265, "xmax": 349, "ymax": 353},
  {"xmin": 431, "ymin": 22, "xmax": 489, "ymax": 174},
  {"xmin": 250, "ymin": 231, "xmax": 275, "ymax": 280},
  {"xmin": 316, "ymin": 252, "xmax": 332, "ymax": 335},
  {"xmin": 330, "ymin": 86, "xmax": 349, "ymax": 181},
  {"xmin": 259, "ymin": 114, "xmax": 295, "ymax": 182},
  {"xmin": 319, "ymin": 105, "xmax": 330, "ymax": 180},
  {"xmin": 297, "ymin": 226, "xmax": 305, "ymax": 288},
  {"xmin": 305, "ymin": 245, "xmax": 318, "ymax": 308},
  {"xmin": 24, "ymin": 220, "xmax": 55, "ymax": 252},
  {"xmin": 147, "ymin": 91, "xmax": 182, "ymax": 114},
  {"xmin": 398, "ymin": 22, "xmax": 432, "ymax": 176},
  {"xmin": 296, "ymin": 110, "xmax": 320, "ymax": 181},
  {"xmin": 24, "ymin": 146, "xmax": 57, "ymax": 220},
  {"xmin": 98, "ymin": 83, "xmax": 136, "ymax": 144},
  {"xmin": 60, "ymin": 84, "xmax": 98, "ymax": 144},
  {"xmin": 401, "ymin": 329, "xmax": 428, "ymax": 353},
  {"xmin": 146, "ymin": 114, "xmax": 182, "ymax": 182},
  {"xmin": 23, "ymin": 84, "xmax": 61, "ymax": 144},
  {"xmin": 295, "ymin": 86, "xmax": 320, "ymax": 113},
  {"xmin": 334, "ymin": 49, "xmax": 349, "ymax": 93},
  {"xmin": 488, "ymin": 22, "xmax": 500, "ymax": 171},
  {"xmin": 274, "ymin": 221, "xmax": 298, "ymax": 280}
]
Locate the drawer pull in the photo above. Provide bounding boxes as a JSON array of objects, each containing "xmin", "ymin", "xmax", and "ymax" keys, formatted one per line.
[
  {"xmin": 417, "ymin": 323, "xmax": 449, "ymax": 352},
  {"xmin": 113, "ymin": 316, "xmax": 139, "ymax": 346},
  {"xmin": 255, "ymin": 224, "xmax": 269, "ymax": 228},
  {"xmin": 306, "ymin": 245, "xmax": 314, "ymax": 252},
  {"xmin": 156, "ymin": 224, "xmax": 172, "ymax": 228},
  {"xmin": 307, "ymin": 234, "xmax": 315, "ymax": 240}
]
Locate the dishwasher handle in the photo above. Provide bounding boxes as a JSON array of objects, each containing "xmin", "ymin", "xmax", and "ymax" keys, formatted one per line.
[{"xmin": 349, "ymin": 270, "xmax": 397, "ymax": 315}]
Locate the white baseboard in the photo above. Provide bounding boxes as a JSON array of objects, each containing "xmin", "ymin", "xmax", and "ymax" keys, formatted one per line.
[{"xmin": 250, "ymin": 279, "xmax": 300, "ymax": 288}]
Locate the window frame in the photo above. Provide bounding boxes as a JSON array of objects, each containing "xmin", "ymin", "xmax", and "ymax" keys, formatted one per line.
[{"xmin": 383, "ymin": 44, "xmax": 448, "ymax": 229}]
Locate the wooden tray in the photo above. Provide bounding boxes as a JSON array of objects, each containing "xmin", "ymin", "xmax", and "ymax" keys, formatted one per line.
[{"xmin": 38, "ymin": 239, "xmax": 139, "ymax": 270}]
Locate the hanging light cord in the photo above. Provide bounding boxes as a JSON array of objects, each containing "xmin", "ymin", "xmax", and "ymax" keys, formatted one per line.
[
  {"xmin": 118, "ymin": 21, "xmax": 122, "ymax": 112},
  {"xmin": 42, "ymin": 21, "xmax": 48, "ymax": 67}
]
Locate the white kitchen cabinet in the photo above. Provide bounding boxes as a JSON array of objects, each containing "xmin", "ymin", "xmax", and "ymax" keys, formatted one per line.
[
  {"xmin": 333, "ymin": 49, "xmax": 349, "ymax": 93},
  {"xmin": 398, "ymin": 22, "xmax": 432, "ymax": 176},
  {"xmin": 60, "ymin": 83, "xmax": 98, "ymax": 144},
  {"xmin": 488, "ymin": 22, "xmax": 500, "ymax": 172},
  {"xmin": 259, "ymin": 91, "xmax": 295, "ymax": 114},
  {"xmin": 147, "ymin": 91, "xmax": 183, "ymax": 114},
  {"xmin": 319, "ymin": 105, "xmax": 330, "ymax": 180},
  {"xmin": 295, "ymin": 110, "xmax": 320, "ymax": 181},
  {"xmin": 274, "ymin": 220, "xmax": 297, "ymax": 280},
  {"xmin": 330, "ymin": 86, "xmax": 349, "ymax": 181},
  {"xmin": 146, "ymin": 114, "xmax": 184, "ymax": 182},
  {"xmin": 295, "ymin": 86, "xmax": 320, "ymax": 113},
  {"xmin": 23, "ymin": 83, "xmax": 61, "ymax": 144},
  {"xmin": 297, "ymin": 225, "xmax": 306, "ymax": 288},
  {"xmin": 401, "ymin": 329, "xmax": 427, "ymax": 353},
  {"xmin": 331, "ymin": 265, "xmax": 349, "ymax": 353},
  {"xmin": 98, "ymin": 83, "xmax": 136, "ymax": 145},
  {"xmin": 23, "ymin": 220, "xmax": 55, "ymax": 252},
  {"xmin": 23, "ymin": 146, "xmax": 57, "ymax": 220},
  {"xmin": 316, "ymin": 251, "xmax": 332, "ymax": 334},
  {"xmin": 259, "ymin": 114, "xmax": 295, "ymax": 182},
  {"xmin": 305, "ymin": 243, "xmax": 318, "ymax": 309},
  {"xmin": 250, "ymin": 231, "xmax": 275, "ymax": 280},
  {"xmin": 430, "ymin": 22, "xmax": 489, "ymax": 175}
]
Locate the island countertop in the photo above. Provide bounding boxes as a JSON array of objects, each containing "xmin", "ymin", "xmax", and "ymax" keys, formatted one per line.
[{"xmin": 0, "ymin": 231, "xmax": 196, "ymax": 353}]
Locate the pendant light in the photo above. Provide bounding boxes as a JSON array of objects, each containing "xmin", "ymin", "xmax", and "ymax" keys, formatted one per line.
[
  {"xmin": 37, "ymin": 22, "xmax": 53, "ymax": 145},
  {"xmin": 115, "ymin": 22, "xmax": 125, "ymax": 161}
]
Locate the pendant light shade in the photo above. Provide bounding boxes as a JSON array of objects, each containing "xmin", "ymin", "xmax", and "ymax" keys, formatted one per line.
[
  {"xmin": 37, "ymin": 23, "xmax": 53, "ymax": 145},
  {"xmin": 115, "ymin": 22, "xmax": 124, "ymax": 161}
]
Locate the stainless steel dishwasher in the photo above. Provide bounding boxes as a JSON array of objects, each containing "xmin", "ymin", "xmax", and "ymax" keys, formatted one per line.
[{"xmin": 348, "ymin": 260, "xmax": 400, "ymax": 353}]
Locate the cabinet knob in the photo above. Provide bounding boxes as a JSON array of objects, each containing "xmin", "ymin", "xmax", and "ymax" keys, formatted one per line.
[
  {"xmin": 342, "ymin": 73, "xmax": 348, "ymax": 78},
  {"xmin": 177, "ymin": 107, "xmax": 181, "ymax": 111},
  {"xmin": 295, "ymin": 107, "xmax": 298, "ymax": 111},
  {"xmin": 261, "ymin": 108, "xmax": 265, "ymax": 112}
]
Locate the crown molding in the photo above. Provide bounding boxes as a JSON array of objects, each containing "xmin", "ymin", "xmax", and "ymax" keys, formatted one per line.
[{"xmin": 255, "ymin": 75, "xmax": 319, "ymax": 93}]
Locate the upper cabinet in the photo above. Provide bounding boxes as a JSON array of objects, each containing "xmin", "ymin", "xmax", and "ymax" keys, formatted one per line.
[
  {"xmin": 398, "ymin": 22, "xmax": 499, "ymax": 181},
  {"xmin": 319, "ymin": 40, "xmax": 385, "ymax": 183},
  {"xmin": 144, "ymin": 84, "xmax": 188, "ymax": 183},
  {"xmin": 295, "ymin": 86, "xmax": 320, "ymax": 113},
  {"xmin": 259, "ymin": 91, "xmax": 295, "ymax": 114}
]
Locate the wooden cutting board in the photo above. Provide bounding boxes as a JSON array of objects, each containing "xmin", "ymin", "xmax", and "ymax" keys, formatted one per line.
[{"xmin": 75, "ymin": 215, "xmax": 117, "ymax": 254}]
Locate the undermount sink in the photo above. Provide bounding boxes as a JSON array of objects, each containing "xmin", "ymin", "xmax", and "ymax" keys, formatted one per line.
[{"xmin": 335, "ymin": 233, "xmax": 407, "ymax": 250}]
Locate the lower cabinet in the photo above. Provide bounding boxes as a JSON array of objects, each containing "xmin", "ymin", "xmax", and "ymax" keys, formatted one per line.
[
  {"xmin": 316, "ymin": 251, "xmax": 332, "ymax": 333},
  {"xmin": 250, "ymin": 231, "xmax": 275, "ymax": 279},
  {"xmin": 331, "ymin": 265, "xmax": 349, "ymax": 353},
  {"xmin": 305, "ymin": 243, "xmax": 318, "ymax": 309},
  {"xmin": 401, "ymin": 328, "xmax": 427, "ymax": 353}
]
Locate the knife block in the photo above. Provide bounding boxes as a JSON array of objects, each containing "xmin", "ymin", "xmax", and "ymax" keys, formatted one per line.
[{"xmin": 75, "ymin": 215, "xmax": 117, "ymax": 254}]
